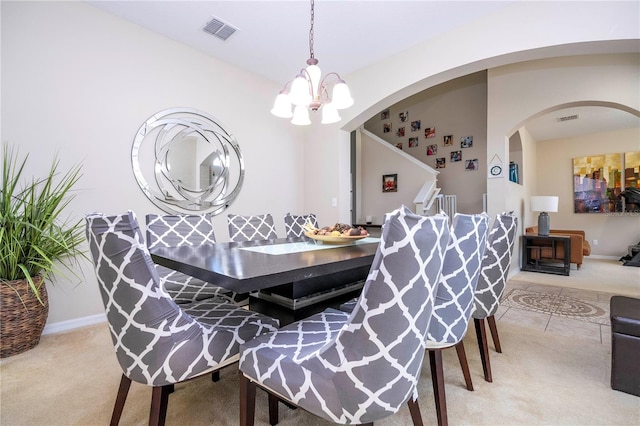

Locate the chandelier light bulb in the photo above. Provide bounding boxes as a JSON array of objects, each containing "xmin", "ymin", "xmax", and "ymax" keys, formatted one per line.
[
  {"xmin": 289, "ymin": 73, "xmax": 312, "ymax": 106},
  {"xmin": 321, "ymin": 103, "xmax": 341, "ymax": 124},
  {"xmin": 291, "ymin": 104, "xmax": 311, "ymax": 126},
  {"xmin": 306, "ymin": 62, "xmax": 322, "ymax": 98},
  {"xmin": 271, "ymin": 91, "xmax": 293, "ymax": 118},
  {"xmin": 331, "ymin": 81, "xmax": 354, "ymax": 110}
]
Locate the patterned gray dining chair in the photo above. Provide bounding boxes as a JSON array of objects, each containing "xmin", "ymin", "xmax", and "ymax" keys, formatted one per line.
[
  {"xmin": 424, "ymin": 212, "xmax": 489, "ymax": 426},
  {"xmin": 146, "ymin": 214, "xmax": 240, "ymax": 305},
  {"xmin": 239, "ymin": 206, "xmax": 451, "ymax": 426},
  {"xmin": 283, "ymin": 212, "xmax": 318, "ymax": 238},
  {"xmin": 85, "ymin": 211, "xmax": 279, "ymax": 426},
  {"xmin": 227, "ymin": 213, "xmax": 278, "ymax": 242},
  {"xmin": 471, "ymin": 212, "xmax": 518, "ymax": 383}
]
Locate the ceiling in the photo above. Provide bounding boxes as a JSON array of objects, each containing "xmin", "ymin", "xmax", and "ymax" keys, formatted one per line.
[{"xmin": 87, "ymin": 1, "xmax": 639, "ymax": 141}]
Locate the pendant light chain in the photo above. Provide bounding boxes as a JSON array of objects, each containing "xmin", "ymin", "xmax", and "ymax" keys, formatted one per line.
[{"xmin": 309, "ymin": 0, "xmax": 315, "ymax": 60}]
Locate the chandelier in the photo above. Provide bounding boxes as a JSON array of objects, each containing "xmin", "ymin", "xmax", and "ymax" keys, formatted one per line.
[{"xmin": 270, "ymin": 0, "xmax": 354, "ymax": 125}]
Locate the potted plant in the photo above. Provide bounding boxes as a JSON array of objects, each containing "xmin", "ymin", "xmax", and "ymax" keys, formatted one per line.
[{"xmin": 0, "ymin": 144, "xmax": 85, "ymax": 357}]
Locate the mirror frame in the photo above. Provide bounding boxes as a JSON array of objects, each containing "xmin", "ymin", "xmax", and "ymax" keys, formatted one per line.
[{"xmin": 131, "ymin": 108, "xmax": 244, "ymax": 215}]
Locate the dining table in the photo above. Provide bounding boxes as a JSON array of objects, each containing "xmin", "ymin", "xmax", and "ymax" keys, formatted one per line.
[{"xmin": 150, "ymin": 236, "xmax": 381, "ymax": 325}]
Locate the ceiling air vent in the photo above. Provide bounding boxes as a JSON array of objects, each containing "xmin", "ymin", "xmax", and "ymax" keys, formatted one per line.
[
  {"xmin": 203, "ymin": 17, "xmax": 237, "ymax": 41},
  {"xmin": 557, "ymin": 114, "xmax": 580, "ymax": 122}
]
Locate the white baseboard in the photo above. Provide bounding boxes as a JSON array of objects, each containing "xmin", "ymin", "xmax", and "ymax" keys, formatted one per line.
[
  {"xmin": 43, "ymin": 313, "xmax": 106, "ymax": 335},
  {"xmin": 589, "ymin": 255, "xmax": 621, "ymax": 260}
]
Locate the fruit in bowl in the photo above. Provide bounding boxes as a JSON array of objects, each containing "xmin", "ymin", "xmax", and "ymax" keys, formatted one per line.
[{"xmin": 304, "ymin": 222, "xmax": 368, "ymax": 237}]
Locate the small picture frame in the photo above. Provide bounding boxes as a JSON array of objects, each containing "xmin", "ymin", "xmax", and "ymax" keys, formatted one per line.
[
  {"xmin": 427, "ymin": 144, "xmax": 437, "ymax": 155},
  {"xmin": 465, "ymin": 159, "xmax": 478, "ymax": 170},
  {"xmin": 383, "ymin": 123, "xmax": 392, "ymax": 133},
  {"xmin": 381, "ymin": 109, "xmax": 390, "ymax": 120},
  {"xmin": 383, "ymin": 174, "xmax": 398, "ymax": 192},
  {"xmin": 399, "ymin": 111, "xmax": 409, "ymax": 122},
  {"xmin": 396, "ymin": 126, "xmax": 405, "ymax": 137},
  {"xmin": 461, "ymin": 136, "xmax": 473, "ymax": 148},
  {"xmin": 443, "ymin": 135, "xmax": 453, "ymax": 146},
  {"xmin": 411, "ymin": 120, "xmax": 421, "ymax": 131},
  {"xmin": 395, "ymin": 142, "xmax": 403, "ymax": 150},
  {"xmin": 451, "ymin": 150, "xmax": 462, "ymax": 162},
  {"xmin": 409, "ymin": 137, "xmax": 419, "ymax": 147},
  {"xmin": 425, "ymin": 127, "xmax": 436, "ymax": 138},
  {"xmin": 436, "ymin": 157, "xmax": 446, "ymax": 169}
]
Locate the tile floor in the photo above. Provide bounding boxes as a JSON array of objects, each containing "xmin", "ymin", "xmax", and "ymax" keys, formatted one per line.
[{"xmin": 497, "ymin": 281, "xmax": 614, "ymax": 345}]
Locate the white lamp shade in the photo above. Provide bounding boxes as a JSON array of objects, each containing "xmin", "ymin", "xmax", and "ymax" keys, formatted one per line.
[
  {"xmin": 531, "ymin": 196, "xmax": 559, "ymax": 212},
  {"xmin": 321, "ymin": 103, "xmax": 341, "ymax": 124},
  {"xmin": 331, "ymin": 81, "xmax": 354, "ymax": 109},
  {"xmin": 291, "ymin": 104, "xmax": 311, "ymax": 126},
  {"xmin": 270, "ymin": 93, "xmax": 293, "ymax": 118},
  {"xmin": 306, "ymin": 64, "xmax": 322, "ymax": 97},
  {"xmin": 289, "ymin": 74, "xmax": 312, "ymax": 106}
]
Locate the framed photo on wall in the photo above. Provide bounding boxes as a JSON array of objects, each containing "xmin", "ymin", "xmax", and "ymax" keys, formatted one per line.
[
  {"xmin": 425, "ymin": 127, "xmax": 436, "ymax": 138},
  {"xmin": 383, "ymin": 174, "xmax": 398, "ymax": 192}
]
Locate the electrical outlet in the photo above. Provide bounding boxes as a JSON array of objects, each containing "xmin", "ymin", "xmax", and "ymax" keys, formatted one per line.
[{"xmin": 593, "ymin": 239, "xmax": 598, "ymax": 246}]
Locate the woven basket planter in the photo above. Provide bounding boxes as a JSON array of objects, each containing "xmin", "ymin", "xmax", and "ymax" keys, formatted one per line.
[{"xmin": 0, "ymin": 275, "xmax": 49, "ymax": 358}]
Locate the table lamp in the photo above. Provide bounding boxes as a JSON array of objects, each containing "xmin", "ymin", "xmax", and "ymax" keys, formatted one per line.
[{"xmin": 530, "ymin": 196, "xmax": 558, "ymax": 236}]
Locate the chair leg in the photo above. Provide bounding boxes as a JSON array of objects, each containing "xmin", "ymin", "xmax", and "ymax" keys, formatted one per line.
[
  {"xmin": 474, "ymin": 318, "xmax": 492, "ymax": 383},
  {"xmin": 428, "ymin": 349, "xmax": 448, "ymax": 426},
  {"xmin": 407, "ymin": 396, "xmax": 424, "ymax": 426},
  {"xmin": 454, "ymin": 342, "xmax": 474, "ymax": 391},
  {"xmin": 487, "ymin": 315, "xmax": 502, "ymax": 353},
  {"xmin": 211, "ymin": 370, "xmax": 220, "ymax": 382},
  {"xmin": 110, "ymin": 374, "xmax": 131, "ymax": 426},
  {"xmin": 268, "ymin": 392, "xmax": 279, "ymax": 426},
  {"xmin": 240, "ymin": 373, "xmax": 256, "ymax": 426},
  {"xmin": 149, "ymin": 385, "xmax": 171, "ymax": 426}
]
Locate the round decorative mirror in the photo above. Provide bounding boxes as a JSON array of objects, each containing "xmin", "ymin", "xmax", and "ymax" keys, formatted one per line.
[{"xmin": 131, "ymin": 108, "xmax": 244, "ymax": 215}]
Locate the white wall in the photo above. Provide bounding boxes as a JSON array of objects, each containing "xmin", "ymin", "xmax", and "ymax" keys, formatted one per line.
[
  {"xmin": 1, "ymin": 1, "xmax": 304, "ymax": 324},
  {"xmin": 534, "ymin": 127, "xmax": 640, "ymax": 257},
  {"xmin": 488, "ymin": 54, "xmax": 640, "ymax": 260},
  {"xmin": 358, "ymin": 131, "xmax": 437, "ymax": 224}
]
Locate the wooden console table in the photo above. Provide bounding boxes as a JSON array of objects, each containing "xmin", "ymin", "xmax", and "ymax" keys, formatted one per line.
[{"xmin": 521, "ymin": 234, "xmax": 571, "ymax": 276}]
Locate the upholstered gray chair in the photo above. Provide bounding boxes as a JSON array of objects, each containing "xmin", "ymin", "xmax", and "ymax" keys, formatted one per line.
[
  {"xmin": 146, "ymin": 214, "xmax": 238, "ymax": 305},
  {"xmin": 239, "ymin": 206, "xmax": 451, "ymax": 426},
  {"xmin": 227, "ymin": 213, "xmax": 278, "ymax": 242},
  {"xmin": 424, "ymin": 213, "xmax": 489, "ymax": 426},
  {"xmin": 283, "ymin": 212, "xmax": 318, "ymax": 238},
  {"xmin": 85, "ymin": 211, "xmax": 279, "ymax": 426},
  {"xmin": 471, "ymin": 212, "xmax": 518, "ymax": 382}
]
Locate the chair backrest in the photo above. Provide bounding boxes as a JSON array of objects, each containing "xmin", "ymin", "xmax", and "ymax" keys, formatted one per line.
[
  {"xmin": 473, "ymin": 212, "xmax": 518, "ymax": 319},
  {"xmin": 283, "ymin": 212, "xmax": 318, "ymax": 238},
  {"xmin": 227, "ymin": 213, "xmax": 278, "ymax": 242},
  {"xmin": 302, "ymin": 205, "xmax": 450, "ymax": 421},
  {"xmin": 426, "ymin": 213, "xmax": 489, "ymax": 345},
  {"xmin": 145, "ymin": 214, "xmax": 217, "ymax": 249},
  {"xmin": 85, "ymin": 211, "xmax": 215, "ymax": 386}
]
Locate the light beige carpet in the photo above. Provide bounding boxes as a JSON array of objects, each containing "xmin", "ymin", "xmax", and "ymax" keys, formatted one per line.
[
  {"xmin": 1, "ymin": 308, "xmax": 639, "ymax": 425},
  {"xmin": 1, "ymin": 258, "xmax": 639, "ymax": 425}
]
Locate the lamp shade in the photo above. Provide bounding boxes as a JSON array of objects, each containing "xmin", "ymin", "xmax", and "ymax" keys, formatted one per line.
[
  {"xmin": 271, "ymin": 92, "xmax": 293, "ymax": 118},
  {"xmin": 530, "ymin": 196, "xmax": 558, "ymax": 213},
  {"xmin": 320, "ymin": 103, "xmax": 341, "ymax": 124}
]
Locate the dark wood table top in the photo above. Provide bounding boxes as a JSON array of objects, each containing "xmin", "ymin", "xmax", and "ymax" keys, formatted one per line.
[{"xmin": 150, "ymin": 237, "xmax": 379, "ymax": 294}]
